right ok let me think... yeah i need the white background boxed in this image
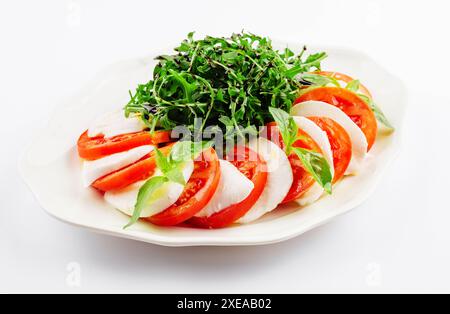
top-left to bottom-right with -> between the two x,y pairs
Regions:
1,0 -> 449,293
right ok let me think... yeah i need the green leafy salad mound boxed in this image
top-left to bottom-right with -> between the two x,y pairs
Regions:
125,32 -> 327,134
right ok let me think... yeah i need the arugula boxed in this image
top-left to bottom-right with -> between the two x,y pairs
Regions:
284,52 -> 328,79
268,107 -> 333,194
124,140 -> 213,229
125,32 -> 326,137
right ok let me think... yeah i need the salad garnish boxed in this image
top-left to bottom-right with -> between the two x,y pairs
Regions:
269,107 -> 333,194
125,140 -> 213,228
300,72 -> 394,129
125,32 -> 326,136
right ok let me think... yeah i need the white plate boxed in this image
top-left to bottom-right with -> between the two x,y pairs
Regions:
19,43 -> 407,247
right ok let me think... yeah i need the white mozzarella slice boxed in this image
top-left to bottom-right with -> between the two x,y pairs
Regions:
238,137 -> 293,224
297,182 -> 324,206
291,100 -> 368,174
88,109 -> 147,138
292,116 -> 334,206
82,145 -> 154,187
104,160 -> 194,218
195,160 -> 254,218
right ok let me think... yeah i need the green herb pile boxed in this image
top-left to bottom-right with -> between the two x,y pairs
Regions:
125,32 -> 326,134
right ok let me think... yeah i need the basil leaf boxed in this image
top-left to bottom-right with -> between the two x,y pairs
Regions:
192,140 -> 214,157
269,107 -> 333,192
292,147 -> 333,194
126,140 -> 216,230
170,140 -> 213,163
155,148 -> 170,174
358,94 -> 395,130
268,107 -> 298,153
124,176 -> 168,229
268,107 -> 290,133
346,80 -> 360,92
170,141 -> 193,163
165,168 -> 186,186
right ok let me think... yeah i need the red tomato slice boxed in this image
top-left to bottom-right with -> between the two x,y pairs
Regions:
307,117 -> 352,183
188,146 -> 268,229
146,148 -> 221,226
295,87 -> 377,150
266,122 -> 322,204
77,130 -> 172,161
315,71 -> 372,98
92,144 -> 174,192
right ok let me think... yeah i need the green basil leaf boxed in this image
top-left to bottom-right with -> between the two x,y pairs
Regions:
358,94 -> 395,130
165,168 -> 186,186
155,148 -> 170,174
191,140 -> 214,158
169,141 -> 193,163
268,107 -> 298,153
124,176 -> 168,229
292,147 -> 333,194
346,80 -> 360,92
268,107 -> 291,141
170,140 -> 213,163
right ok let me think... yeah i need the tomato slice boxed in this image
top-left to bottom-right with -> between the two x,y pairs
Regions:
295,87 -> 377,150
307,117 -> 352,183
188,146 -> 268,229
315,71 -> 372,98
92,144 -> 174,192
266,122 -> 322,204
77,130 -> 172,161
145,148 -> 221,226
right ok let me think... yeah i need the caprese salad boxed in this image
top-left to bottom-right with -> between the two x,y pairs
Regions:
77,33 -> 393,229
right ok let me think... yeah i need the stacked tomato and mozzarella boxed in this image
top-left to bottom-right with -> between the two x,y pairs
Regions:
77,75 -> 379,229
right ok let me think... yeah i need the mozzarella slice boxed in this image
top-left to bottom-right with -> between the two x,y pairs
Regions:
82,145 -> 154,187
238,137 -> 293,224
195,160 -> 254,218
297,183 -> 324,206
292,116 -> 334,206
88,109 -> 147,138
291,100 -> 368,174
104,160 -> 194,218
